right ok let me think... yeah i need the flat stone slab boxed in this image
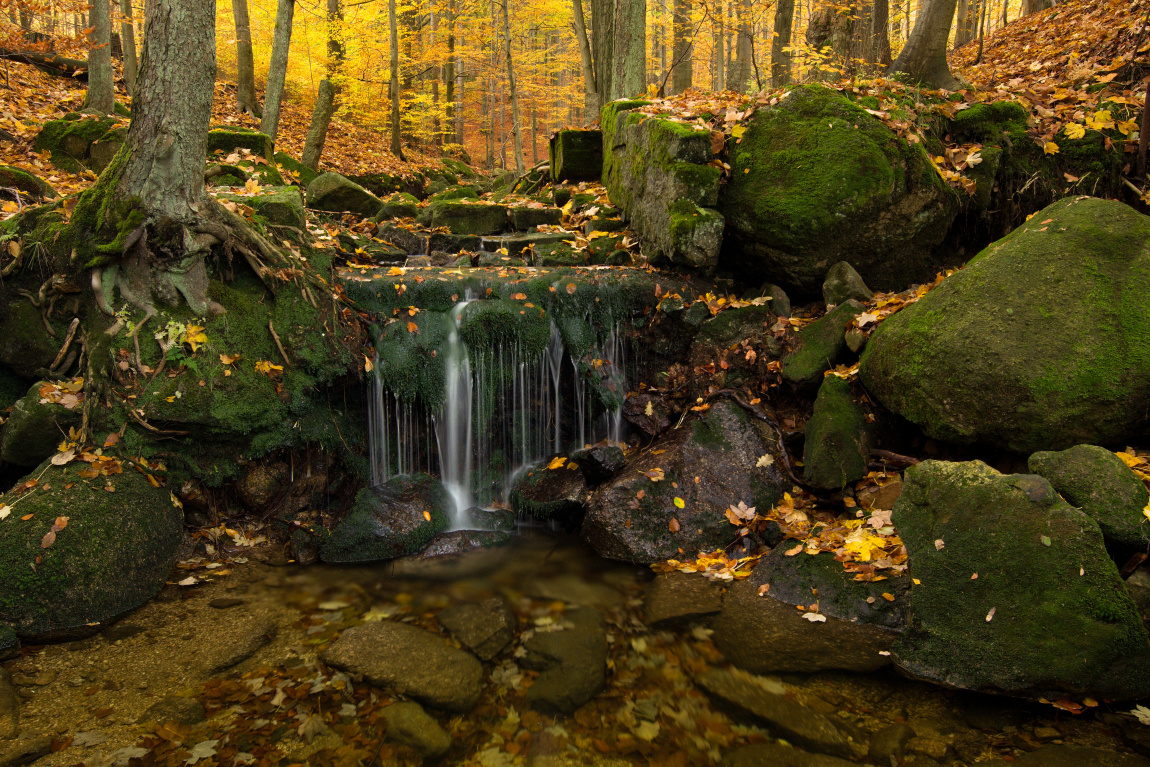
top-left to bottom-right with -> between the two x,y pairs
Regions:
321,621 -> 483,712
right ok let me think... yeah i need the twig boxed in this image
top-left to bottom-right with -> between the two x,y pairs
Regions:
870,449 -> 921,466
127,407 -> 189,438
269,320 -> 292,368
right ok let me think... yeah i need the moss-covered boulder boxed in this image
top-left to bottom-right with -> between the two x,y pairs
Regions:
425,201 -> 508,236
550,129 -> 603,182
306,172 -> 384,217
509,460 -> 589,522
0,382 -> 83,467
859,197 -> 1150,453
509,205 -> 563,230
0,623 -> 18,660
721,85 -> 959,294
581,400 -> 788,563
781,300 -> 864,389
273,151 -> 319,187
1028,445 -> 1150,557
601,102 -> 724,269
802,376 -> 869,492
206,127 -> 274,161
0,460 -> 183,641
219,186 -> 305,230
320,474 -> 451,563
892,460 -> 1150,700
375,193 -> 420,221
0,300 -> 61,378
822,261 -> 873,307
0,165 -> 57,200
33,114 -> 121,173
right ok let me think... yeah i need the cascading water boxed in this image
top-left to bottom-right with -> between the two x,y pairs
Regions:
369,309 -> 632,529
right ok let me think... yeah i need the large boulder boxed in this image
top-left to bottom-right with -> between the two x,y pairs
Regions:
1028,444 -> 1150,557
550,129 -> 603,182
306,172 -> 384,217
0,460 -> 183,641
33,114 -> 121,173
206,127 -> 274,161
0,382 -> 83,467
891,460 -> 1150,700
720,85 -> 959,294
424,201 -> 508,235
217,186 -> 305,230
860,197 -> 1150,453
581,399 -> 788,563
320,474 -> 450,563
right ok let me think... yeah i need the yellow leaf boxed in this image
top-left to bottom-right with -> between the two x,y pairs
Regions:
1043,141 -> 1060,155
423,510 -> 431,521
730,125 -> 747,139
219,353 -> 241,365
364,356 -> 374,373
1117,451 -> 1142,468
673,497 -> 685,509
547,456 -> 567,470
640,468 -> 665,482
1,201 -> 17,214
1085,110 -> 1115,131
255,360 -> 284,375
387,267 -> 406,276
1063,123 -> 1086,140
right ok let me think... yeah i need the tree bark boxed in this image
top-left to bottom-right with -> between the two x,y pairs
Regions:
611,0 -> 645,100
670,0 -> 692,94
806,4 -> 853,81
712,12 -> 724,91
727,0 -> 753,92
301,0 -> 343,169
389,0 -> 405,160
259,0 -> 295,143
572,0 -> 599,118
771,0 -> 794,86
590,0 -> 614,106
119,0 -> 138,95
445,2 -> 456,145
501,0 -> 524,173
872,0 -> 891,65
886,0 -> 960,89
1022,0 -> 1053,15
233,0 -> 261,117
87,0 -> 114,114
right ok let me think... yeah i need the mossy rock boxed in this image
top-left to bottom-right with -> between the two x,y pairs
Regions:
0,165 -> 57,200
0,460 -> 183,641
537,240 -> 586,267
219,186 -> 305,230
822,261 -> 873,307
429,185 -> 480,202
206,127 -> 274,161
1028,444 -> 1150,557
88,127 -> 126,173
688,305 -> 778,390
459,299 -> 552,359
581,400 -> 788,563
509,205 -> 562,230
427,201 -> 508,236
0,366 -> 24,411
549,129 -> 603,182
0,300 -> 63,378
320,474 -> 450,563
802,375 -> 869,491
239,159 -> 285,187
33,114 -> 120,173
720,85 -> 959,294
375,193 -> 420,221
0,624 -> 18,660
892,460 -> 1150,700
509,461 -> 588,521
0,382 -> 83,467
859,197 -> 1150,453
781,300 -> 864,390
273,152 -> 319,187
306,172 -> 384,218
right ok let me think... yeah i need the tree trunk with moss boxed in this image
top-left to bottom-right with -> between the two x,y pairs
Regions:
886,0 -> 960,89
233,0 -> 262,118
260,0 -> 295,142
87,0 -> 115,114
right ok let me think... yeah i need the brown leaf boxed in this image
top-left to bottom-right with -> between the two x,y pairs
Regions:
668,518 -> 680,532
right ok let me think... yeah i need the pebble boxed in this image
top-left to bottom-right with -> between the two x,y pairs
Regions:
209,598 -> 245,610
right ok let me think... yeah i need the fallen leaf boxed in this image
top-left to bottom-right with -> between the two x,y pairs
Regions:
547,456 -> 567,470
422,510 -> 431,521
802,612 -> 827,623
673,497 -> 685,509
986,606 -> 996,622
784,544 -> 803,557
934,539 -> 945,550
668,517 -> 680,532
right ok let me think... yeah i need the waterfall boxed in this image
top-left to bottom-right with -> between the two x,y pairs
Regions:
369,310 -> 631,529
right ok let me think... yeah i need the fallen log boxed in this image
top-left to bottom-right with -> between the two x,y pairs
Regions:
0,50 -> 88,80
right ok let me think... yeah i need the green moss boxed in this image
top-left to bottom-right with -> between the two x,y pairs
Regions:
691,407 -> 732,450
206,127 -> 274,160
33,115 -> 119,172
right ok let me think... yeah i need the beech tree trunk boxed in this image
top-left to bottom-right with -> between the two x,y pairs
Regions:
233,0 -> 261,118
444,2 -> 456,144
886,0 -> 960,89
772,0 -> 794,86
501,0 -> 524,173
727,0 -> 754,92
670,0 -> 692,94
301,0 -> 343,169
572,0 -> 599,117
119,0 -> 138,95
87,0 -> 114,114
590,0 -> 614,105
260,0 -> 295,143
389,0 -> 405,159
1022,0 -> 1053,15
872,0 -> 891,65
611,0 -> 645,100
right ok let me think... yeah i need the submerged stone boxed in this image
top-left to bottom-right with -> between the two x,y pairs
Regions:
0,461 -> 183,641
521,607 -> 607,714
892,460 -> 1150,700
384,701 -> 451,759
320,474 -> 450,564
436,597 -> 517,660
860,197 -> 1150,453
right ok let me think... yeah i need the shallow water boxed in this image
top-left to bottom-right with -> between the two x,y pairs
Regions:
6,533 -> 1147,767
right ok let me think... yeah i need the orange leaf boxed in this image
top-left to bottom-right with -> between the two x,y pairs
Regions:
407,321 -> 419,333
668,518 -> 680,532
566,283 -> 576,295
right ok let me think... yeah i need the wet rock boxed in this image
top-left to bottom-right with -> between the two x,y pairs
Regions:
720,85 -> 958,294
0,627 -> 17,662
437,598 -> 517,661
0,736 -> 51,767
860,197 -> 1150,453
869,723 -> 916,765
0,301 -> 59,379
321,621 -> 483,712
802,376 -> 869,492
980,745 -> 1150,767
688,306 -> 780,393
208,598 -> 244,610
696,667 -> 854,759
823,261 -> 873,307
522,607 -> 607,714
102,621 -> 146,642
0,460 -> 183,642
306,172 -> 384,217
1029,444 -> 1150,556
782,300 -> 865,390
235,461 -> 289,510
510,463 -> 588,523
0,671 -> 16,740
384,701 -> 451,759
137,696 -> 206,726
765,284 -> 792,319
320,474 -> 451,564
198,614 -> 277,673
722,743 -> 856,767
582,399 -> 788,564
622,393 -> 673,437
571,446 -> 626,486
892,460 -> 1150,700
0,382 -> 84,467
642,573 -> 723,628
712,574 -> 895,675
